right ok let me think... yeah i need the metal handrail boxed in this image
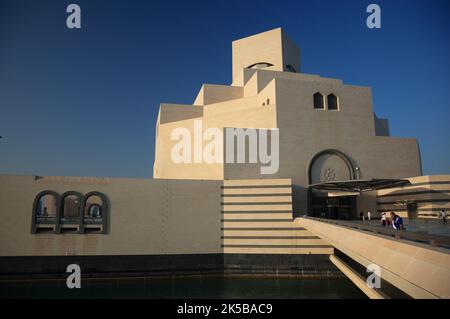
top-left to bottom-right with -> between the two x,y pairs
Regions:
302,216 -> 450,248
83,217 -> 103,224
60,217 -> 79,224
36,216 -> 102,224
36,216 -> 56,223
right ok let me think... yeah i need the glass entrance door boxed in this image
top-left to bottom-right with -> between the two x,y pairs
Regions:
310,190 -> 356,220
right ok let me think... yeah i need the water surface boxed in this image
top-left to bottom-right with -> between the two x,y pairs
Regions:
0,276 -> 366,299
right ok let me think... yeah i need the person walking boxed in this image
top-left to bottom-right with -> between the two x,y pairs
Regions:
440,209 -> 447,224
390,212 -> 404,230
381,212 -> 387,226
367,210 -> 371,221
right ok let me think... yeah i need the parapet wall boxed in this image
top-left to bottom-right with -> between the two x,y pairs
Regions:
0,175 -> 222,256
0,175 -> 340,278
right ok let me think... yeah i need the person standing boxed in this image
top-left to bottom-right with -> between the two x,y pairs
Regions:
440,209 -> 447,224
381,212 -> 387,226
367,211 -> 371,221
390,212 -> 404,230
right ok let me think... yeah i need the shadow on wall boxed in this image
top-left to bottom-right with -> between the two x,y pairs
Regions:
292,184 -> 308,218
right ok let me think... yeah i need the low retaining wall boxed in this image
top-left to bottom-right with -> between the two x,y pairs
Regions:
0,176 -> 340,280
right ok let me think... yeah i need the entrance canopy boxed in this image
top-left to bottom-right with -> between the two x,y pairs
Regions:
309,178 -> 411,193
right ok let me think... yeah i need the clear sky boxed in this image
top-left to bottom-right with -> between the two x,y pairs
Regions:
0,0 -> 449,178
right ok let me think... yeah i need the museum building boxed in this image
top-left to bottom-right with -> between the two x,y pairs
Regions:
0,28 -> 449,278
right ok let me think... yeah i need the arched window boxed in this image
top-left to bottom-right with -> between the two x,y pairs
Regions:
31,190 -> 108,235
83,192 -> 108,234
307,149 -> 357,219
59,191 -> 83,233
36,194 -> 57,218
246,62 -> 274,69
62,195 -> 81,219
32,191 -> 59,233
313,92 -> 324,109
327,94 -> 338,110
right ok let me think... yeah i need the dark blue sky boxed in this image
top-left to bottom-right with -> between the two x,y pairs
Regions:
0,0 -> 449,178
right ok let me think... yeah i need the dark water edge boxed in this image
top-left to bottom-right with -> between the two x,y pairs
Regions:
0,276 -> 366,299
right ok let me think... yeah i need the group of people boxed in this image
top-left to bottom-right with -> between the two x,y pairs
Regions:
359,210 -> 371,221
366,209 -> 448,230
380,212 -> 405,230
360,210 -> 405,230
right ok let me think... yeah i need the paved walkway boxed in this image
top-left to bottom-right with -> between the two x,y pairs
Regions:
353,219 -> 450,237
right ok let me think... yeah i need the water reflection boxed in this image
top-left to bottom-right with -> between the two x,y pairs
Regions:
0,277 -> 366,299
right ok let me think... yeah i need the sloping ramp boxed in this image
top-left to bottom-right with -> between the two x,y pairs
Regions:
298,217 -> 450,298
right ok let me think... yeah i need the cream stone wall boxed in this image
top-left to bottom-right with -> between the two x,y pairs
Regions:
232,28 -> 292,85
154,89 -> 278,180
0,175 -> 222,256
194,84 -> 244,106
270,76 -> 421,213
1,175 -> 337,258
222,179 -> 333,255
377,175 -> 450,218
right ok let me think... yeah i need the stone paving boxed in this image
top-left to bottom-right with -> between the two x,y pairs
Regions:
353,219 -> 450,237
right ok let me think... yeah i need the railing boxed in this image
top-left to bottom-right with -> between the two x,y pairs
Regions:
83,217 -> 103,224
301,216 -> 450,249
60,217 -> 79,224
36,216 -> 102,225
36,216 -> 56,224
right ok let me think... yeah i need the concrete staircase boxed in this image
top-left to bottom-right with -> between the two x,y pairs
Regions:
221,179 -> 333,254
